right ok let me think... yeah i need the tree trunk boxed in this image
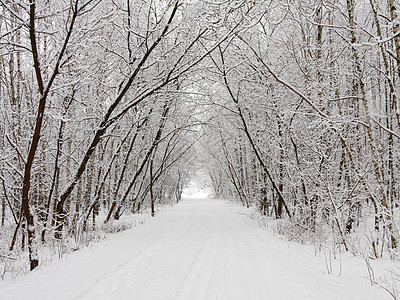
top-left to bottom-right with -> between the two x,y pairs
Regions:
347,0 -> 396,248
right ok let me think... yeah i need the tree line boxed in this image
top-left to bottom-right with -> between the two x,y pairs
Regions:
203,0 -> 400,256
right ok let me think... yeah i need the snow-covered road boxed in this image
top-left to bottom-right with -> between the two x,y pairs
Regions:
1,198 -> 390,299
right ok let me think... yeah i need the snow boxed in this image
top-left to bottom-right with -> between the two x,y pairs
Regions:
181,181 -> 211,199
181,171 -> 212,199
0,197 -> 392,299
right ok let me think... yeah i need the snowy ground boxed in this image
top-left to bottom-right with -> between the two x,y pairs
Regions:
1,197 -> 392,299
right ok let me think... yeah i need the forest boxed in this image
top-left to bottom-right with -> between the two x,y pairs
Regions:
1,0 -> 399,289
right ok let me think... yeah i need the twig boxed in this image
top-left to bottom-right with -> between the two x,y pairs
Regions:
5,135 -> 26,165
0,254 -> 16,261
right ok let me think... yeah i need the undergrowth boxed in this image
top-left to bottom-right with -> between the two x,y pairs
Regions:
0,210 -> 150,281
245,204 -> 400,300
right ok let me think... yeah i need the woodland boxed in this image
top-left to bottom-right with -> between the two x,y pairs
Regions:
0,0 -> 400,286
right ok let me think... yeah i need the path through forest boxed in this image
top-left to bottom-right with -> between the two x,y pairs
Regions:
1,197 -> 390,299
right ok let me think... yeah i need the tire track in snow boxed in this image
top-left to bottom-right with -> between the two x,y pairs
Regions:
216,214 -> 235,299
203,202 -> 235,300
173,203 -> 219,300
78,204 -> 192,299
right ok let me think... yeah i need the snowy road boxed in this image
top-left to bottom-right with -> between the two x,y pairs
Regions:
1,198 -> 390,300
